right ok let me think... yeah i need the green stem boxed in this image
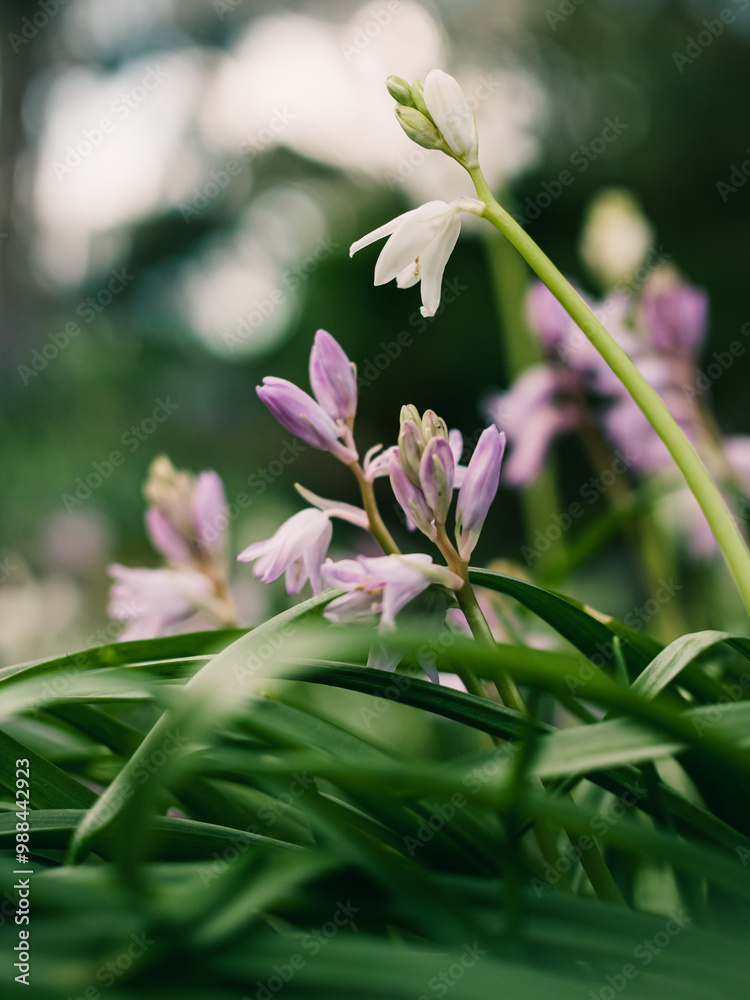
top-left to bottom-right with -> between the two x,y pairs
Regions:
455,570 -> 528,716
351,463 -> 401,556
445,541 -> 626,903
483,224 -> 565,576
467,163 -> 750,618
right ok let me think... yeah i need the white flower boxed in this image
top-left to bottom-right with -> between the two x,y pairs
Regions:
423,69 -> 478,164
350,198 -> 482,318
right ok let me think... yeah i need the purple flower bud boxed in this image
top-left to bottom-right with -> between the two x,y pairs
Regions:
146,507 -> 193,565
455,426 -> 506,561
191,471 -> 228,557
309,329 -> 358,422
257,377 -> 358,464
419,437 -> 455,525
641,281 -> 708,358
389,450 -> 437,540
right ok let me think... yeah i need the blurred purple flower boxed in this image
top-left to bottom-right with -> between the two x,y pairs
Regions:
108,564 -> 215,641
143,457 -> 229,567
108,457 -> 237,641
485,366 -> 582,486
641,278 -> 708,358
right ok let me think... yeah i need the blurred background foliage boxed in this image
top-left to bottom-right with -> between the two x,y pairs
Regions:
0,0 -> 748,661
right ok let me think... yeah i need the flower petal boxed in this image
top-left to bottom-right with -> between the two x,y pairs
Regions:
417,213 -> 461,317
257,377 -> 357,463
237,508 -> 332,589
419,436 -> 455,524
349,209 -> 416,256
309,329 -> 358,421
389,450 -> 437,539
145,508 -> 193,564
423,69 -> 477,161
191,471 -> 228,556
372,201 -> 449,286
456,426 -> 506,561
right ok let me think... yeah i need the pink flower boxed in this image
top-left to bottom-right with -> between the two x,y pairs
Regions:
455,426 -> 506,561
107,457 -> 237,641
257,330 -> 359,465
257,378 -> 358,464
322,553 -> 461,631
238,508 -> 333,595
144,457 -> 229,567
485,366 -> 582,486
108,564 -> 215,641
641,278 -> 708,358
322,554 -> 463,677
309,328 -> 358,422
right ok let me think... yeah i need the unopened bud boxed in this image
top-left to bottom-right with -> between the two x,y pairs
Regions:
419,437 -> 455,525
400,404 -> 422,427
421,409 -> 448,443
386,75 -> 414,106
398,420 -> 424,486
395,106 -> 445,151
390,451 -> 436,540
409,80 -> 429,117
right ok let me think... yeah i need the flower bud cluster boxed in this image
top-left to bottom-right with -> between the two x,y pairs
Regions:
387,70 -> 478,166
390,406 -> 506,562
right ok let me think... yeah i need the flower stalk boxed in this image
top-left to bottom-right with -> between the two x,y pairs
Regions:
351,461 -> 401,556
467,162 -> 750,617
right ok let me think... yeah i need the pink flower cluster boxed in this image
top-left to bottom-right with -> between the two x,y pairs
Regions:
486,272 -> 750,556
108,456 -> 237,640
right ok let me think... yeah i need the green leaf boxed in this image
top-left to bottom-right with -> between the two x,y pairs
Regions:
631,629 -> 749,700
469,566 -> 660,668
0,729 -> 96,809
68,592 -> 332,863
0,808 -> 299,859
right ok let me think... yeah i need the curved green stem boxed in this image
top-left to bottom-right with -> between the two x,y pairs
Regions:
351,463 -> 400,555
467,163 -> 750,618
456,570 -> 528,716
